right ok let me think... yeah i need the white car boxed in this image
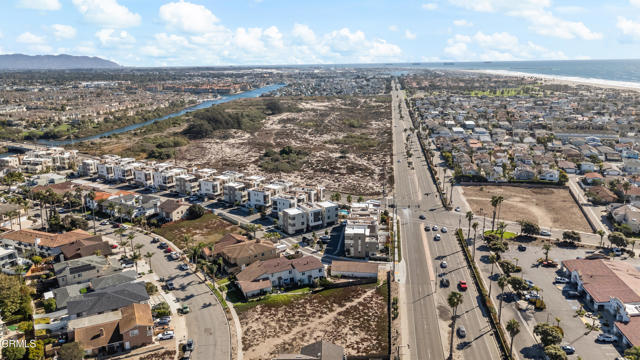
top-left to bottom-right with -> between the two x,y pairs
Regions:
555,276 -> 570,284
540,230 -> 551,236
158,330 -> 174,340
596,333 -> 616,343
434,234 -> 441,241
169,252 -> 180,260
441,227 -> 448,233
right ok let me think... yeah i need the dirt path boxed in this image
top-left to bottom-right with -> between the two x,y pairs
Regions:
243,288 -> 378,359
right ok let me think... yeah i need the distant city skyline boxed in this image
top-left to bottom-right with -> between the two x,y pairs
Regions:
2,0 -> 640,66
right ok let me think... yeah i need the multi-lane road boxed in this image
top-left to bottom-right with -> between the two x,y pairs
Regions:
392,80 -> 500,360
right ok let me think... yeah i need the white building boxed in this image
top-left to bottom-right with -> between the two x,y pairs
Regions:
248,187 -> 272,210
281,208 -> 307,234
199,178 -> 222,198
223,182 -> 247,204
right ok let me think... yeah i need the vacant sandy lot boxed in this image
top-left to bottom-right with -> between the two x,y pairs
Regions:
238,284 -> 388,359
461,185 -> 591,232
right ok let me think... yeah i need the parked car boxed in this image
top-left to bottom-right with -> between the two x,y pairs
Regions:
596,333 -> 616,343
320,235 -> 330,243
458,281 -> 468,291
517,244 -> 526,251
100,220 -> 109,225
525,292 -> 540,301
554,276 -> 570,284
440,278 -> 450,287
440,261 -> 448,268
524,279 -> 534,288
151,237 -> 160,243
166,281 -> 176,290
164,247 -> 173,253
158,331 -> 174,340
121,262 -> 134,269
180,305 -> 190,314
178,264 -> 189,271
159,242 -> 169,249
424,225 -> 431,231
540,230 -> 551,236
457,326 -> 466,338
111,244 -> 118,249
565,290 -> 580,298
454,207 -> 461,212
612,248 -> 623,256
441,227 -> 448,233
561,345 -> 575,354
419,214 -> 426,220
169,252 -> 180,260
156,318 -> 170,326
432,225 -> 439,231
184,339 -> 194,351
434,234 -> 441,241
181,351 -> 191,360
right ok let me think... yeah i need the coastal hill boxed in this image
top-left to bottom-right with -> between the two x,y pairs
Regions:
0,54 -> 120,70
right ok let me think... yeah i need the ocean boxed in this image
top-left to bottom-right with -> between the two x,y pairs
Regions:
412,59 -> 640,89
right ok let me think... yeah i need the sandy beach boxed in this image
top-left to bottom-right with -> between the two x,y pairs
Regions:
462,69 -> 640,92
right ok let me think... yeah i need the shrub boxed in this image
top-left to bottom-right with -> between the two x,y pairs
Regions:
186,204 -> 206,220
43,298 -> 56,313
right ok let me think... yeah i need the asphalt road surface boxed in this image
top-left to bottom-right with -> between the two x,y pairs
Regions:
392,80 -> 500,360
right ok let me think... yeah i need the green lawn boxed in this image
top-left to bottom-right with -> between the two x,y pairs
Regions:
233,290 -> 308,313
484,230 -> 517,240
207,283 -> 228,309
216,277 -> 230,286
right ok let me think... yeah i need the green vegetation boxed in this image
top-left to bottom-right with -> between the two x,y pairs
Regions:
122,135 -> 189,160
484,230 -> 517,240
145,282 -> 158,296
153,212 -> 239,248
186,204 -> 206,220
0,273 -> 34,323
0,171 -> 25,185
43,298 -> 56,313
259,146 -> 308,173
58,342 -> 84,360
468,86 -> 541,97
207,283 -> 228,309
330,133 -> 379,151
152,302 -> 171,317
182,99 -> 276,139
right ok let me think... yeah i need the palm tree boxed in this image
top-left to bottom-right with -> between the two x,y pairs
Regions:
543,243 -> 551,262
118,239 -> 129,256
472,221 -> 479,260
106,202 -> 116,220
498,275 -> 508,322
596,229 -> 605,247
144,252 -> 154,273
116,205 -> 124,224
488,254 -> 498,296
115,227 -> 126,251
135,243 -> 144,256
631,239 -> 637,253
126,208 -> 135,223
623,181 -> 631,203
447,291 -> 464,359
497,221 -> 507,241
127,233 -> 136,255
245,224 -> 262,239
466,211 -> 474,240
183,235 -> 192,255
448,177 -> 455,207
506,319 -> 520,358
130,251 -> 141,273
490,195 -> 504,231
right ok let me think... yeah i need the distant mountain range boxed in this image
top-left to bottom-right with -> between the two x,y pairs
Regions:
0,54 -> 120,70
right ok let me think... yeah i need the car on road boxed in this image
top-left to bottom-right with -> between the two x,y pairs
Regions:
111,244 -> 118,249
184,339 -> 194,351
159,242 -> 169,249
457,326 -> 466,338
441,227 -> 448,233
178,263 -> 189,271
524,279 -> 534,288
454,207 -> 461,212
158,331 -> 174,340
169,252 -> 180,260
320,235 -> 330,243
419,214 -> 426,220
121,224 -> 129,230
612,248 -> 623,256
164,247 -> 173,253
561,345 -> 575,355
432,225 -> 439,231
554,276 -> 570,284
424,225 -> 430,231
540,230 -> 551,236
434,234 -> 441,241
121,262 -> 134,269
440,261 -> 448,268
151,237 -> 160,243
180,304 -> 190,314
596,333 -> 616,343
517,244 -> 526,251
458,281 -> 468,291
100,220 -> 109,225
440,278 -> 450,287
166,281 -> 176,290
565,290 -> 580,298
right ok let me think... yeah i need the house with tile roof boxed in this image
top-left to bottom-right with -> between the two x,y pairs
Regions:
59,235 -> 113,260
158,199 -> 190,222
221,240 -> 278,270
0,228 -> 93,257
236,256 -> 324,298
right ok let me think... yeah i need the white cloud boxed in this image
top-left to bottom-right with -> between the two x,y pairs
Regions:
72,0 -> 141,28
388,25 -> 399,32
554,5 -> 585,14
292,24 -> 317,44
17,31 -> 45,44
444,31 -> 567,60
631,0 -> 640,7
405,30 -> 417,39
422,3 -> 438,10
51,24 -> 76,40
453,19 -> 473,26
17,0 -> 61,11
95,29 -> 136,47
448,0 -> 601,40
617,16 -> 640,40
159,1 -> 220,33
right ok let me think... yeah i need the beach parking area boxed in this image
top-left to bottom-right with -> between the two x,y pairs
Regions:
461,185 -> 592,232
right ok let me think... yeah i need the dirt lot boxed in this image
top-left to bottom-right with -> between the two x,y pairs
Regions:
237,284 -> 388,359
153,213 -> 242,248
461,185 -> 592,232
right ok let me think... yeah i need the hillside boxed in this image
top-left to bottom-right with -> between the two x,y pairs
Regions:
0,54 -> 120,70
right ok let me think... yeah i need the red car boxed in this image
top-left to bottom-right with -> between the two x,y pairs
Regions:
111,244 -> 118,249
458,280 -> 468,291
164,247 -> 173,253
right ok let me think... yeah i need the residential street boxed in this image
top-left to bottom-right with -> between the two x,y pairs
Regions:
393,80 -> 500,360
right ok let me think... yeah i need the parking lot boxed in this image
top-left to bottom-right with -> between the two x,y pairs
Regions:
495,243 -> 625,360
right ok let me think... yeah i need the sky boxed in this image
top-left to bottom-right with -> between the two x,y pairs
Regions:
1,0 -> 640,66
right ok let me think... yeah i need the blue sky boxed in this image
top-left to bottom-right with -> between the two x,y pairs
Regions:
2,0 -> 640,66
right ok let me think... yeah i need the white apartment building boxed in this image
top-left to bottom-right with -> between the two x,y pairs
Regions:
248,187 -> 272,210
244,175 -> 265,188
223,182 -> 247,204
152,168 -> 186,190
79,159 -> 98,176
134,168 -> 153,187
299,203 -> 323,229
272,194 -> 297,214
176,174 -> 200,195
115,162 -> 140,183
0,156 -> 20,168
199,178 -> 222,198
281,208 -> 307,234
193,168 -> 216,179
22,157 -> 53,173
317,201 -> 339,226
97,162 -> 117,181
